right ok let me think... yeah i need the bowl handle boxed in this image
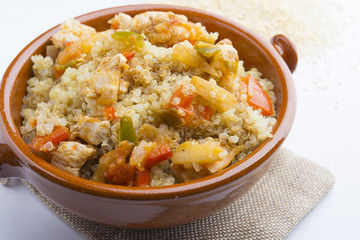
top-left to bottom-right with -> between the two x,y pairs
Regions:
0,126 -> 23,179
270,34 -> 298,73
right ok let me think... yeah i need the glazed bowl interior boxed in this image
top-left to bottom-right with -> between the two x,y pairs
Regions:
4,5 -> 295,199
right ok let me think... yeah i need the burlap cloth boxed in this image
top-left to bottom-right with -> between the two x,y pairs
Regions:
1,148 -> 334,239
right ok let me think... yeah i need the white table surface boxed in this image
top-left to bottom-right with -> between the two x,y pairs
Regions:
1,1 -> 359,239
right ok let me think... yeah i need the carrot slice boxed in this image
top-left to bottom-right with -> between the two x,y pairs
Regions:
54,44 -> 82,78
28,126 -> 70,152
245,75 -> 274,116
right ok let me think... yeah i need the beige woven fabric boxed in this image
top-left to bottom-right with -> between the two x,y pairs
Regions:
0,178 -> 9,185
1,148 -> 334,240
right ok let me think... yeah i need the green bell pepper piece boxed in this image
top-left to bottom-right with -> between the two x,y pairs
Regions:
120,115 -> 138,145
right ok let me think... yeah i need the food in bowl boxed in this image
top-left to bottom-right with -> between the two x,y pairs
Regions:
20,11 -> 277,187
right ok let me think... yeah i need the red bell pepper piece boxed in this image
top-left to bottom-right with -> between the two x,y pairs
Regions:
194,104 -> 213,121
243,75 -> 274,116
165,85 -> 195,125
144,144 -> 173,169
177,106 -> 194,125
135,169 -> 151,186
28,126 -> 70,152
121,50 -> 136,62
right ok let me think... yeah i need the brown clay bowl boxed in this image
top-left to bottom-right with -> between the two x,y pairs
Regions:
0,5 -> 297,228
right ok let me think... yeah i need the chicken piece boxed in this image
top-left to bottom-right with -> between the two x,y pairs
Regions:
108,13 -> 133,30
92,140 -> 135,184
210,39 -> 240,90
51,141 -> 96,176
97,53 -> 129,72
51,19 -> 96,49
109,11 -> 217,47
212,39 -> 239,71
89,53 -> 129,105
71,116 -> 110,145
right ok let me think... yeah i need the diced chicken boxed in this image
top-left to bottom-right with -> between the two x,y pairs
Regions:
71,116 -> 110,145
109,11 -> 217,47
215,39 -> 239,66
210,39 -> 239,90
92,140 -> 134,184
97,53 -> 129,72
89,53 -> 129,105
51,19 -> 96,49
51,141 -> 96,176
108,13 -> 133,30
90,71 -> 120,105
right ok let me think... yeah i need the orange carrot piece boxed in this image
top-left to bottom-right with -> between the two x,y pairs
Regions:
54,44 -> 82,78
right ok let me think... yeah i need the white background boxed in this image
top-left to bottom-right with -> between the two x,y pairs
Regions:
1,1 -> 359,239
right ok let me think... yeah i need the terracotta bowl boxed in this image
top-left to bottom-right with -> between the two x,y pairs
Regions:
0,5 -> 297,228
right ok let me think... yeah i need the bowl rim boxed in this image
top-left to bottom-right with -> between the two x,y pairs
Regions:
0,4 -> 296,200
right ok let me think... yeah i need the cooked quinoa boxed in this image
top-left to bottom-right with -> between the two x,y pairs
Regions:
20,11 -> 277,187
